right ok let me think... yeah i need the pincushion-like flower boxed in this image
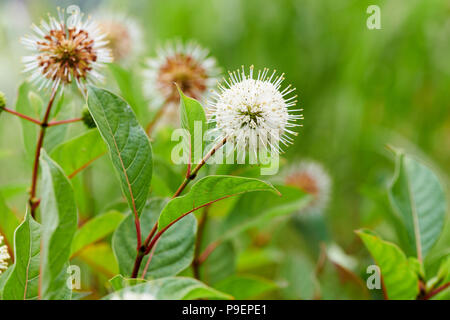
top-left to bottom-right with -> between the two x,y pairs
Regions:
208,66 -> 302,157
96,12 -> 142,62
143,40 -> 219,105
284,161 -> 331,215
21,5 -> 113,92
0,235 -> 10,274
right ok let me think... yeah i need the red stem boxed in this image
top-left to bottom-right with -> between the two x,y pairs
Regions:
29,88 -> 58,218
424,282 -> 450,300
47,117 -> 82,127
2,107 -> 41,125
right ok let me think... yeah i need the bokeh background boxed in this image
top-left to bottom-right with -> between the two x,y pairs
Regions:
0,0 -> 449,299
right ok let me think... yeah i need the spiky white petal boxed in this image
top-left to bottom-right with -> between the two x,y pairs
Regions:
208,66 -> 302,158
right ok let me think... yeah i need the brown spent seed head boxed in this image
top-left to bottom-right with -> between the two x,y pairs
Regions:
98,20 -> 131,61
285,172 -> 319,199
36,26 -> 98,84
156,53 -> 208,103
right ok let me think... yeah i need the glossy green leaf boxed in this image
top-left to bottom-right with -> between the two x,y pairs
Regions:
2,213 -> 40,300
113,198 -> 196,279
214,275 -> 277,299
87,86 -> 153,217
0,192 -> 20,251
103,277 -> 232,300
158,175 -> 279,230
70,211 -> 124,257
50,129 -> 107,178
178,88 -> 207,164
219,185 -> 311,241
357,229 -> 419,300
389,151 -> 447,260
39,151 -> 78,299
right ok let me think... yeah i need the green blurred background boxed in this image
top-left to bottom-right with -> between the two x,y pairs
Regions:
0,0 -> 449,299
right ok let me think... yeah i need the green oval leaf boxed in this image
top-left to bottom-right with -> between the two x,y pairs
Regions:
103,277 -> 232,300
2,213 -> 41,300
70,211 -> 124,257
87,86 -> 153,218
113,198 -> 196,279
158,176 -> 279,230
39,151 -> 78,299
50,129 -> 107,178
356,229 -> 419,300
389,151 -> 447,260
178,88 -> 207,164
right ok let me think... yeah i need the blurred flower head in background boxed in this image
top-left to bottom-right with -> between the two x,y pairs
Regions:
284,160 -> 331,216
95,12 -> 143,62
208,66 -> 301,157
21,5 -> 113,92
0,235 -> 10,274
143,40 -> 220,105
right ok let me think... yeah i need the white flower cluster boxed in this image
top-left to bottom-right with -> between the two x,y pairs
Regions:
0,235 -> 10,274
208,66 -> 302,158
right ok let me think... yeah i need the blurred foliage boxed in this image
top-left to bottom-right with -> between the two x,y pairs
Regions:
0,0 -> 449,299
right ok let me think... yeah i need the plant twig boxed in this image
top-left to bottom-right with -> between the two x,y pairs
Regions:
192,205 -> 209,279
130,137 -> 228,278
2,107 -> 41,125
47,117 -> 82,127
29,87 -> 58,218
423,282 -> 450,300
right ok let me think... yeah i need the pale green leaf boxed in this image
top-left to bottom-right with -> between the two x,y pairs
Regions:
50,129 -> 107,178
2,213 -> 41,300
389,151 -> 447,260
70,211 -> 124,257
357,229 -> 419,300
39,151 -> 78,299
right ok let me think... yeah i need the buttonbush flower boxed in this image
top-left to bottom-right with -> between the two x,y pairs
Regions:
95,12 -> 143,61
143,40 -> 219,105
21,5 -> 113,92
284,160 -> 331,215
208,66 -> 302,157
0,235 -> 10,274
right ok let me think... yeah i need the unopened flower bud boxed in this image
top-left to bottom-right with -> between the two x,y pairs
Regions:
81,106 -> 96,129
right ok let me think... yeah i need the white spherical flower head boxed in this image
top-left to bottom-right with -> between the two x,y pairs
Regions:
209,66 -> 302,157
284,161 -> 331,216
21,5 -> 113,92
0,235 -> 10,274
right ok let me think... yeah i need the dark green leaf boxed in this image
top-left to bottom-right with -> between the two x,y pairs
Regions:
87,86 -> 152,217
158,175 -> 279,230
